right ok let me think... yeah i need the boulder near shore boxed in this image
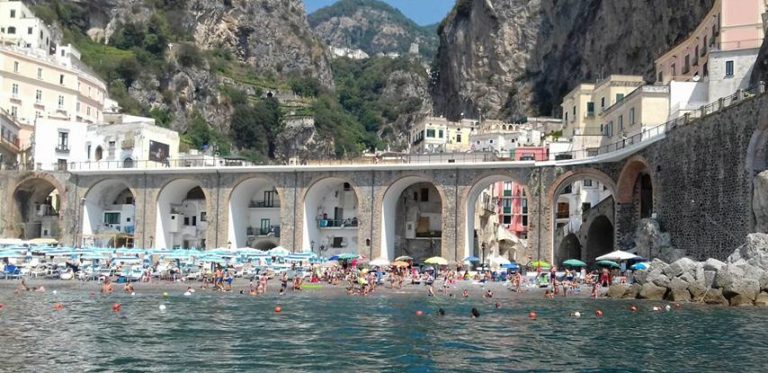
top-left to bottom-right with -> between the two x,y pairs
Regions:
608,233 -> 768,307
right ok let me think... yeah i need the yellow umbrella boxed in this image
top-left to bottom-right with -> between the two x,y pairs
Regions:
424,256 -> 448,266
392,261 -> 410,267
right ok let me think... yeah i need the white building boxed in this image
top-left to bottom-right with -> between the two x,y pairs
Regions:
0,0 -> 55,52
34,113 -> 180,171
555,179 -> 613,235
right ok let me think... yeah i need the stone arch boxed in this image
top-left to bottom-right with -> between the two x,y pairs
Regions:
11,174 -> 68,240
154,178 -> 212,249
586,215 -> 614,262
227,176 -> 283,249
616,156 -> 655,206
556,233 -> 582,265
379,175 -> 448,262
546,168 -> 617,263
82,178 -> 139,247
463,172 -> 531,263
302,176 -> 364,255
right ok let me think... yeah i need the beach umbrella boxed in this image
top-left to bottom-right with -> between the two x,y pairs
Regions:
268,246 -> 290,257
596,260 -> 620,269
394,256 -> 413,261
328,255 -> 340,261
631,262 -> 649,270
392,261 -> 410,268
369,257 -> 390,266
563,259 -> 587,267
502,263 -> 520,269
595,250 -> 640,261
424,256 -> 448,266
531,261 -> 551,269
463,256 -> 480,262
338,253 -> 359,260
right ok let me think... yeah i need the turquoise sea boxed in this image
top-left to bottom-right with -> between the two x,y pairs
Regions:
1,286 -> 766,372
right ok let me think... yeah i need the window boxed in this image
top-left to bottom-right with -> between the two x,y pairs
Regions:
10,9 -> 15,18
57,131 -> 68,149
11,106 -> 17,118
200,212 -> 207,222
683,55 -> 690,74
671,63 -> 676,77
7,26 -> 15,34
37,68 -> 42,80
104,212 -> 120,225
694,46 -> 699,64
606,121 -> 614,137
426,129 -> 435,138
584,179 -> 593,187
11,83 -> 18,98
438,129 -> 444,138
658,72 -> 663,83
87,106 -> 91,116
35,90 -> 42,104
343,182 -> 351,191
556,202 -> 569,219
27,27 -> 32,35
725,60 -> 734,77
703,62 -> 709,77
95,146 -> 103,161
587,102 -> 594,116
572,106 -> 576,117
564,112 -> 568,123
456,133 -> 462,143
600,97 -> 605,109
58,95 -> 64,109
13,61 -> 18,73
629,107 -> 636,125
420,188 -> 429,202
582,202 -> 592,212
619,115 -> 624,131
76,102 -> 80,112
502,215 -> 512,225
563,184 -> 573,194
59,74 -> 64,85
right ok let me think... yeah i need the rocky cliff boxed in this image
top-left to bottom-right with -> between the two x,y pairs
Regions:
308,0 -> 438,59
432,0 -> 716,120
33,0 -> 333,134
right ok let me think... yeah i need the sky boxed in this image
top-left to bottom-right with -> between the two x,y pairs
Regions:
303,0 -> 454,26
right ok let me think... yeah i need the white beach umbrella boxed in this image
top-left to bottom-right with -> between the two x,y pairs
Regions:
595,250 -> 641,261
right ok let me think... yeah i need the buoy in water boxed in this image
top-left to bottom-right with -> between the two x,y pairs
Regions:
652,306 -> 661,312
0,304 -> 5,310
275,306 -> 282,313
595,310 -> 604,318
163,292 -> 169,298
52,290 -> 58,295
416,310 -> 424,316
629,305 -> 638,313
183,291 -> 191,296
665,305 -> 671,312
112,303 -> 121,312
528,311 -> 537,320
130,292 -> 135,296
159,304 -> 167,312
573,311 -> 581,318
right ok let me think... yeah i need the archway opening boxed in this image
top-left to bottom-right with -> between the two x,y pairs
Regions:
586,215 -> 614,262
556,233 -> 582,264
381,177 -> 442,263
155,180 -> 207,249
550,172 -> 615,265
83,180 -> 135,248
617,159 -> 654,218
13,178 -> 61,240
303,178 -> 359,256
253,239 -> 278,251
466,175 -> 529,265
123,158 -> 134,168
228,178 -> 280,249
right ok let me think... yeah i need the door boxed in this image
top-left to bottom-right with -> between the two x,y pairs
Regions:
260,218 -> 270,236
334,207 -> 343,226
264,191 -> 276,207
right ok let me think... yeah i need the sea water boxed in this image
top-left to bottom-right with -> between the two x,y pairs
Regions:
0,287 -> 766,372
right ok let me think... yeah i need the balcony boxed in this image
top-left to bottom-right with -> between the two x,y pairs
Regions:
249,200 -> 280,208
503,206 -> 512,214
55,144 -> 70,154
318,217 -> 359,228
246,225 -> 280,237
415,230 -> 442,238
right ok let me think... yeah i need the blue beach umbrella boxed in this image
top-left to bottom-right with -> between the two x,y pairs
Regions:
631,262 -> 649,270
502,263 -> 520,269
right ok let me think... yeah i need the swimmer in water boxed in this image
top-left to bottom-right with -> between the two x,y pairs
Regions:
438,308 -> 446,316
483,289 -> 494,298
123,283 -> 134,294
471,308 -> 480,319
463,290 -> 469,298
101,278 -> 113,294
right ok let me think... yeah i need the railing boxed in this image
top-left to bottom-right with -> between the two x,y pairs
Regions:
317,218 -> 359,228
249,200 -> 279,208
55,145 -> 70,153
246,226 -> 280,237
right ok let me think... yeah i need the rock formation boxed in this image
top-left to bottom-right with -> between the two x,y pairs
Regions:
608,233 -> 768,307
432,0 -> 716,120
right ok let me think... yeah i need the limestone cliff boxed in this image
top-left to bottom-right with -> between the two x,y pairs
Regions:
308,0 -> 438,59
432,0 -> 716,120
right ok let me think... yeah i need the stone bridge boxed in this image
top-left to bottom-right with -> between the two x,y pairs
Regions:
2,90 -> 767,263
